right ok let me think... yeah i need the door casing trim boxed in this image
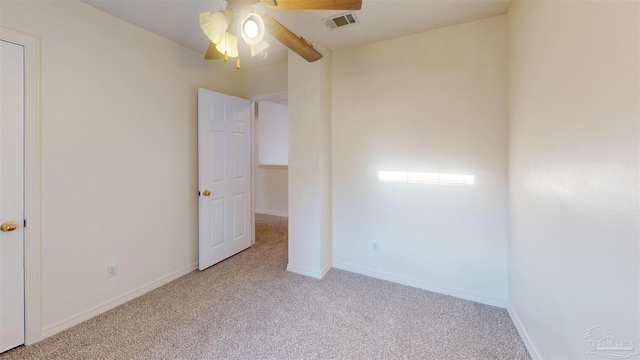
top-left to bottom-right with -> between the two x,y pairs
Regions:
0,27 -> 41,345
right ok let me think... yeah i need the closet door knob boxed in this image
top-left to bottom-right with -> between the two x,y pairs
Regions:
202,190 -> 211,197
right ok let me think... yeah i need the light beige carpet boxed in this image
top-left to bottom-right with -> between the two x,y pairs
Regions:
1,214 -> 530,359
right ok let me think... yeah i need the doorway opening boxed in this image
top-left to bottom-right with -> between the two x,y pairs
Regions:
252,97 -> 288,245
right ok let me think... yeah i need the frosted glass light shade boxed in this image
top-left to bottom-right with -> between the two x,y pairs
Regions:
241,13 -> 265,46
199,11 -> 229,44
250,40 -> 270,57
216,32 -> 239,58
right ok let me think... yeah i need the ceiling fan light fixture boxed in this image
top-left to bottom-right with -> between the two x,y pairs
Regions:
210,12 -> 231,43
199,12 -> 213,39
216,32 -> 239,58
199,11 -> 229,44
241,13 -> 265,46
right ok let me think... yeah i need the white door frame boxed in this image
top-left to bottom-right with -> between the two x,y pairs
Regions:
0,27 -> 41,345
248,91 -> 288,244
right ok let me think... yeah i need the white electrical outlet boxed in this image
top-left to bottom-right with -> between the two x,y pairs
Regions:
107,263 -> 118,278
372,242 -> 379,252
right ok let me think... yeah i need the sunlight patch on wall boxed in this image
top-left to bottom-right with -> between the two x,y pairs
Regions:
378,171 -> 475,186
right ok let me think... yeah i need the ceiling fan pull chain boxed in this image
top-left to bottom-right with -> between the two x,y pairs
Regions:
224,34 -> 228,62
236,58 -> 240,70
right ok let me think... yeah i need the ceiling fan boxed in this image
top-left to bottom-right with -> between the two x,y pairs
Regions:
200,0 -> 362,68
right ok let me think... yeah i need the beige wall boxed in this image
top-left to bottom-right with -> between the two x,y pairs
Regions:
331,15 -> 508,306
1,0 -> 244,338
507,1 -> 639,358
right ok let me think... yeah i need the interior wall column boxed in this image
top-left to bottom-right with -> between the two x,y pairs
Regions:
287,43 -> 332,278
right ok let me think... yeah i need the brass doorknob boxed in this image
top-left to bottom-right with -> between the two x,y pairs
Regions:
202,190 -> 211,197
1,221 -> 17,232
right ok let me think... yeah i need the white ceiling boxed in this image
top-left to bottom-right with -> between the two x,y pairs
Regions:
82,0 -> 512,70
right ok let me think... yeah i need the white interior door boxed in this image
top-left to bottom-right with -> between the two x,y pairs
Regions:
0,39 -> 25,353
198,89 -> 252,270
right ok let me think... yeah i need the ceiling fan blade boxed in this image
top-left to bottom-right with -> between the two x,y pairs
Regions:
263,15 -> 322,62
204,42 -> 224,60
261,0 -> 362,10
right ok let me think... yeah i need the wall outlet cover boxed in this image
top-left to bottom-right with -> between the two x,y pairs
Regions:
107,263 -> 118,278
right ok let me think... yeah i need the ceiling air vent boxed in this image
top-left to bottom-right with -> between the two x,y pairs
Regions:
323,11 -> 359,30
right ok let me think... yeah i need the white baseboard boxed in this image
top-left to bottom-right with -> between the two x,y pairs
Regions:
255,208 -> 288,217
332,261 -> 506,308
287,263 -> 327,279
507,302 -> 540,360
40,262 -> 198,340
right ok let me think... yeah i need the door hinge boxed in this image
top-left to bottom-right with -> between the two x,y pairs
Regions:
24,219 -> 27,228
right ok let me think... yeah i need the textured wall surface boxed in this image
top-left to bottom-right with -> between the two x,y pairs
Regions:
507,1 -> 639,358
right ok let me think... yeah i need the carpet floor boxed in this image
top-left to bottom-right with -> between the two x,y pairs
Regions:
1,214 -> 530,359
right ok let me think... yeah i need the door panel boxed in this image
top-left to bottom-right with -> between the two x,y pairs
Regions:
198,89 -> 252,270
232,132 -> 245,179
232,193 -> 245,239
0,39 -> 25,353
209,197 -> 225,249
209,131 -> 225,182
